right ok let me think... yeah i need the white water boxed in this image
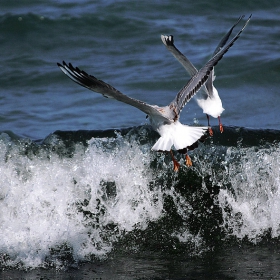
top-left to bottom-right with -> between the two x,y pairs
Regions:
216,144 -> 280,242
1,130 -> 280,269
187,141 -> 280,243
0,132 -> 165,268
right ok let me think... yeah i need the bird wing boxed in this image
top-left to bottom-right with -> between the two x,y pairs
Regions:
161,34 -> 198,77
212,15 -> 244,56
162,15 -> 245,99
205,15 -> 245,96
57,61 -> 169,120
161,34 -> 209,97
171,14 -> 251,115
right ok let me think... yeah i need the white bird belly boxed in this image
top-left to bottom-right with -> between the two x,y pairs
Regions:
195,87 -> 224,118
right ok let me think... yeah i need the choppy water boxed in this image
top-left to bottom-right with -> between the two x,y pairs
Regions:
0,0 -> 280,279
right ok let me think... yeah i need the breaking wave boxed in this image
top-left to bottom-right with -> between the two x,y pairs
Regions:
0,125 -> 279,269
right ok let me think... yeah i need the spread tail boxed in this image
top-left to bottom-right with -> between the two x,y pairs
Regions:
151,122 -> 208,151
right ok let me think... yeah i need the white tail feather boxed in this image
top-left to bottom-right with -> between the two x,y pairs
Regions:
151,121 -> 207,151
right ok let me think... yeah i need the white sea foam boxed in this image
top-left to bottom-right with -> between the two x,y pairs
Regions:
1,129 -> 278,269
218,144 -> 280,242
0,132 -> 166,268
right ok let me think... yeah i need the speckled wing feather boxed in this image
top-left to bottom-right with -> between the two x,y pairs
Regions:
57,61 -> 169,119
171,14 -> 251,115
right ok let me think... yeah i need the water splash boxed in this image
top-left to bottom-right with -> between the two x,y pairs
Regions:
218,144 -> 280,242
0,131 -> 165,268
190,133 -> 280,243
1,127 -> 279,269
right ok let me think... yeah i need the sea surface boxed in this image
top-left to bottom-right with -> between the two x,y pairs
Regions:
0,0 -> 280,279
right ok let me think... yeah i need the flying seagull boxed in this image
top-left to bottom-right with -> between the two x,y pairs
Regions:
57,15 -> 250,171
161,15 -> 251,136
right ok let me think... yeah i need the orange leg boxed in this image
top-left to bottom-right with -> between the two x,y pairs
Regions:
206,114 -> 213,136
218,116 -> 223,133
170,150 -> 180,172
185,154 -> 192,167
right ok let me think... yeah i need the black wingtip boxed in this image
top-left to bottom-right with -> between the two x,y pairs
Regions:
167,35 -> 174,44
161,34 -> 174,46
57,61 -> 69,68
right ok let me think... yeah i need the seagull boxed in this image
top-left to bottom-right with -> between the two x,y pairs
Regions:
57,15 -> 250,171
161,15 -> 251,136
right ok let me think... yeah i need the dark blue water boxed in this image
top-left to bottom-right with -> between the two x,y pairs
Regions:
1,0 -> 280,139
0,1 -> 280,279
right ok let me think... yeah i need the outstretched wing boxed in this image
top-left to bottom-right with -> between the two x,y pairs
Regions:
162,15 -> 245,98
205,15 -> 245,95
57,61 -> 167,119
212,15 -> 244,56
161,34 -> 198,77
171,15 -> 251,115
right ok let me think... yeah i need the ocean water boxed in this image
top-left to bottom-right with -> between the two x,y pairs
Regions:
0,0 -> 280,279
